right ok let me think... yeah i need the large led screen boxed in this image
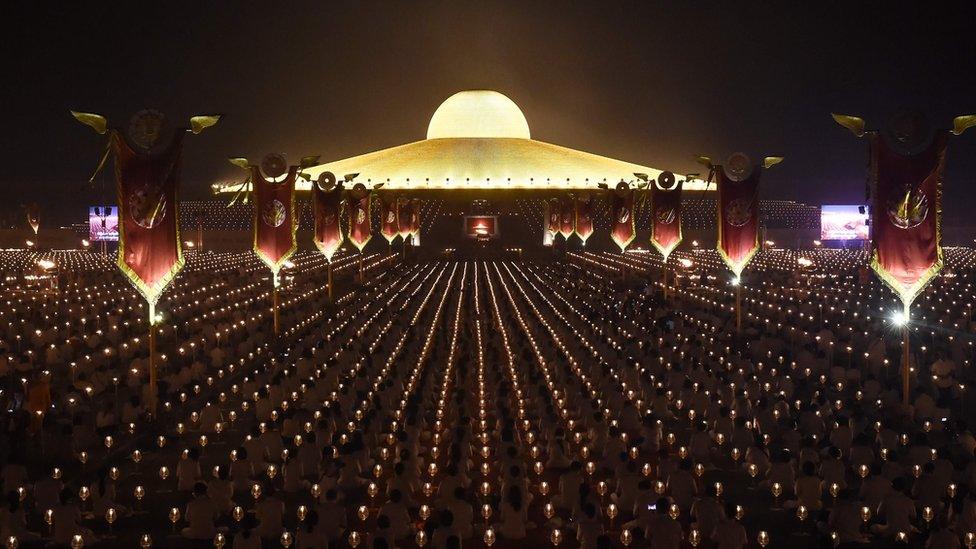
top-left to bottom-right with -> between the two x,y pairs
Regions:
821,205 -> 869,240
89,206 -> 119,242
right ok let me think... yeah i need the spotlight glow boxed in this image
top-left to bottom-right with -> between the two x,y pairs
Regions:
891,310 -> 908,326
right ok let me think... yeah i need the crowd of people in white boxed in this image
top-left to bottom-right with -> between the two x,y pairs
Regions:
1,247 -> 975,548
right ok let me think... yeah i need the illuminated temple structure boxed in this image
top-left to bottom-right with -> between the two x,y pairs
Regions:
218,90 -> 712,192
204,90 -> 817,253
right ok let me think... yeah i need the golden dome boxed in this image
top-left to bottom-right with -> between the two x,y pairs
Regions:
426,90 -> 530,140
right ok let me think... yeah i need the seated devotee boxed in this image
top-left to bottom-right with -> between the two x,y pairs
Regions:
208,466 -> 234,514
52,488 -> 92,545
182,482 -> 218,540
646,497 -> 683,549
0,491 -> 39,542
788,460 -> 824,510
232,515 -> 261,549
177,447 -> 204,492
872,477 -> 919,537
254,483 -> 285,540
690,483 -> 725,537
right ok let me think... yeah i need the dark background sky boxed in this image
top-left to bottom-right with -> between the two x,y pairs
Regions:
2,1 -> 975,224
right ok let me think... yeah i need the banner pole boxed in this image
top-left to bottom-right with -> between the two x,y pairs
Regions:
272,271 -> 280,337
662,255 -> 669,301
735,283 -> 742,334
327,261 -> 333,301
148,301 -> 157,419
902,304 -> 910,408
359,253 -> 364,283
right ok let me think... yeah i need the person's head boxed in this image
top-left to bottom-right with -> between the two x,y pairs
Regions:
656,498 -> 669,515
305,510 -> 319,531
725,502 -> 738,520
892,477 -> 907,492
188,447 -> 200,461
5,491 -> 19,512
389,489 -> 402,503
376,514 -> 390,530
439,509 -> 454,527
241,515 -> 257,535
193,482 -> 207,497
507,486 -> 523,510
801,461 -> 816,476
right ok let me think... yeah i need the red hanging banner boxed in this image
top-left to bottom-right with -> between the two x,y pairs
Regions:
312,173 -> 344,263
559,196 -> 574,239
710,153 -> 768,277
114,131 -> 185,305
716,163 -> 760,277
831,111 -> 976,307
650,172 -> 683,260
609,184 -> 636,252
380,196 -> 399,244
869,133 -> 946,307
26,203 -> 40,235
574,194 -> 594,245
348,185 -> 373,251
547,198 -> 560,236
396,197 -> 412,240
252,164 -> 298,273
408,198 -> 422,245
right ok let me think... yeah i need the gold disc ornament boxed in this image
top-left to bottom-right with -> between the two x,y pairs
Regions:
260,153 -> 288,179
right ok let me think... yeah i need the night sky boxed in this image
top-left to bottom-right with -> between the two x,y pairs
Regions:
3,1 -> 975,224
